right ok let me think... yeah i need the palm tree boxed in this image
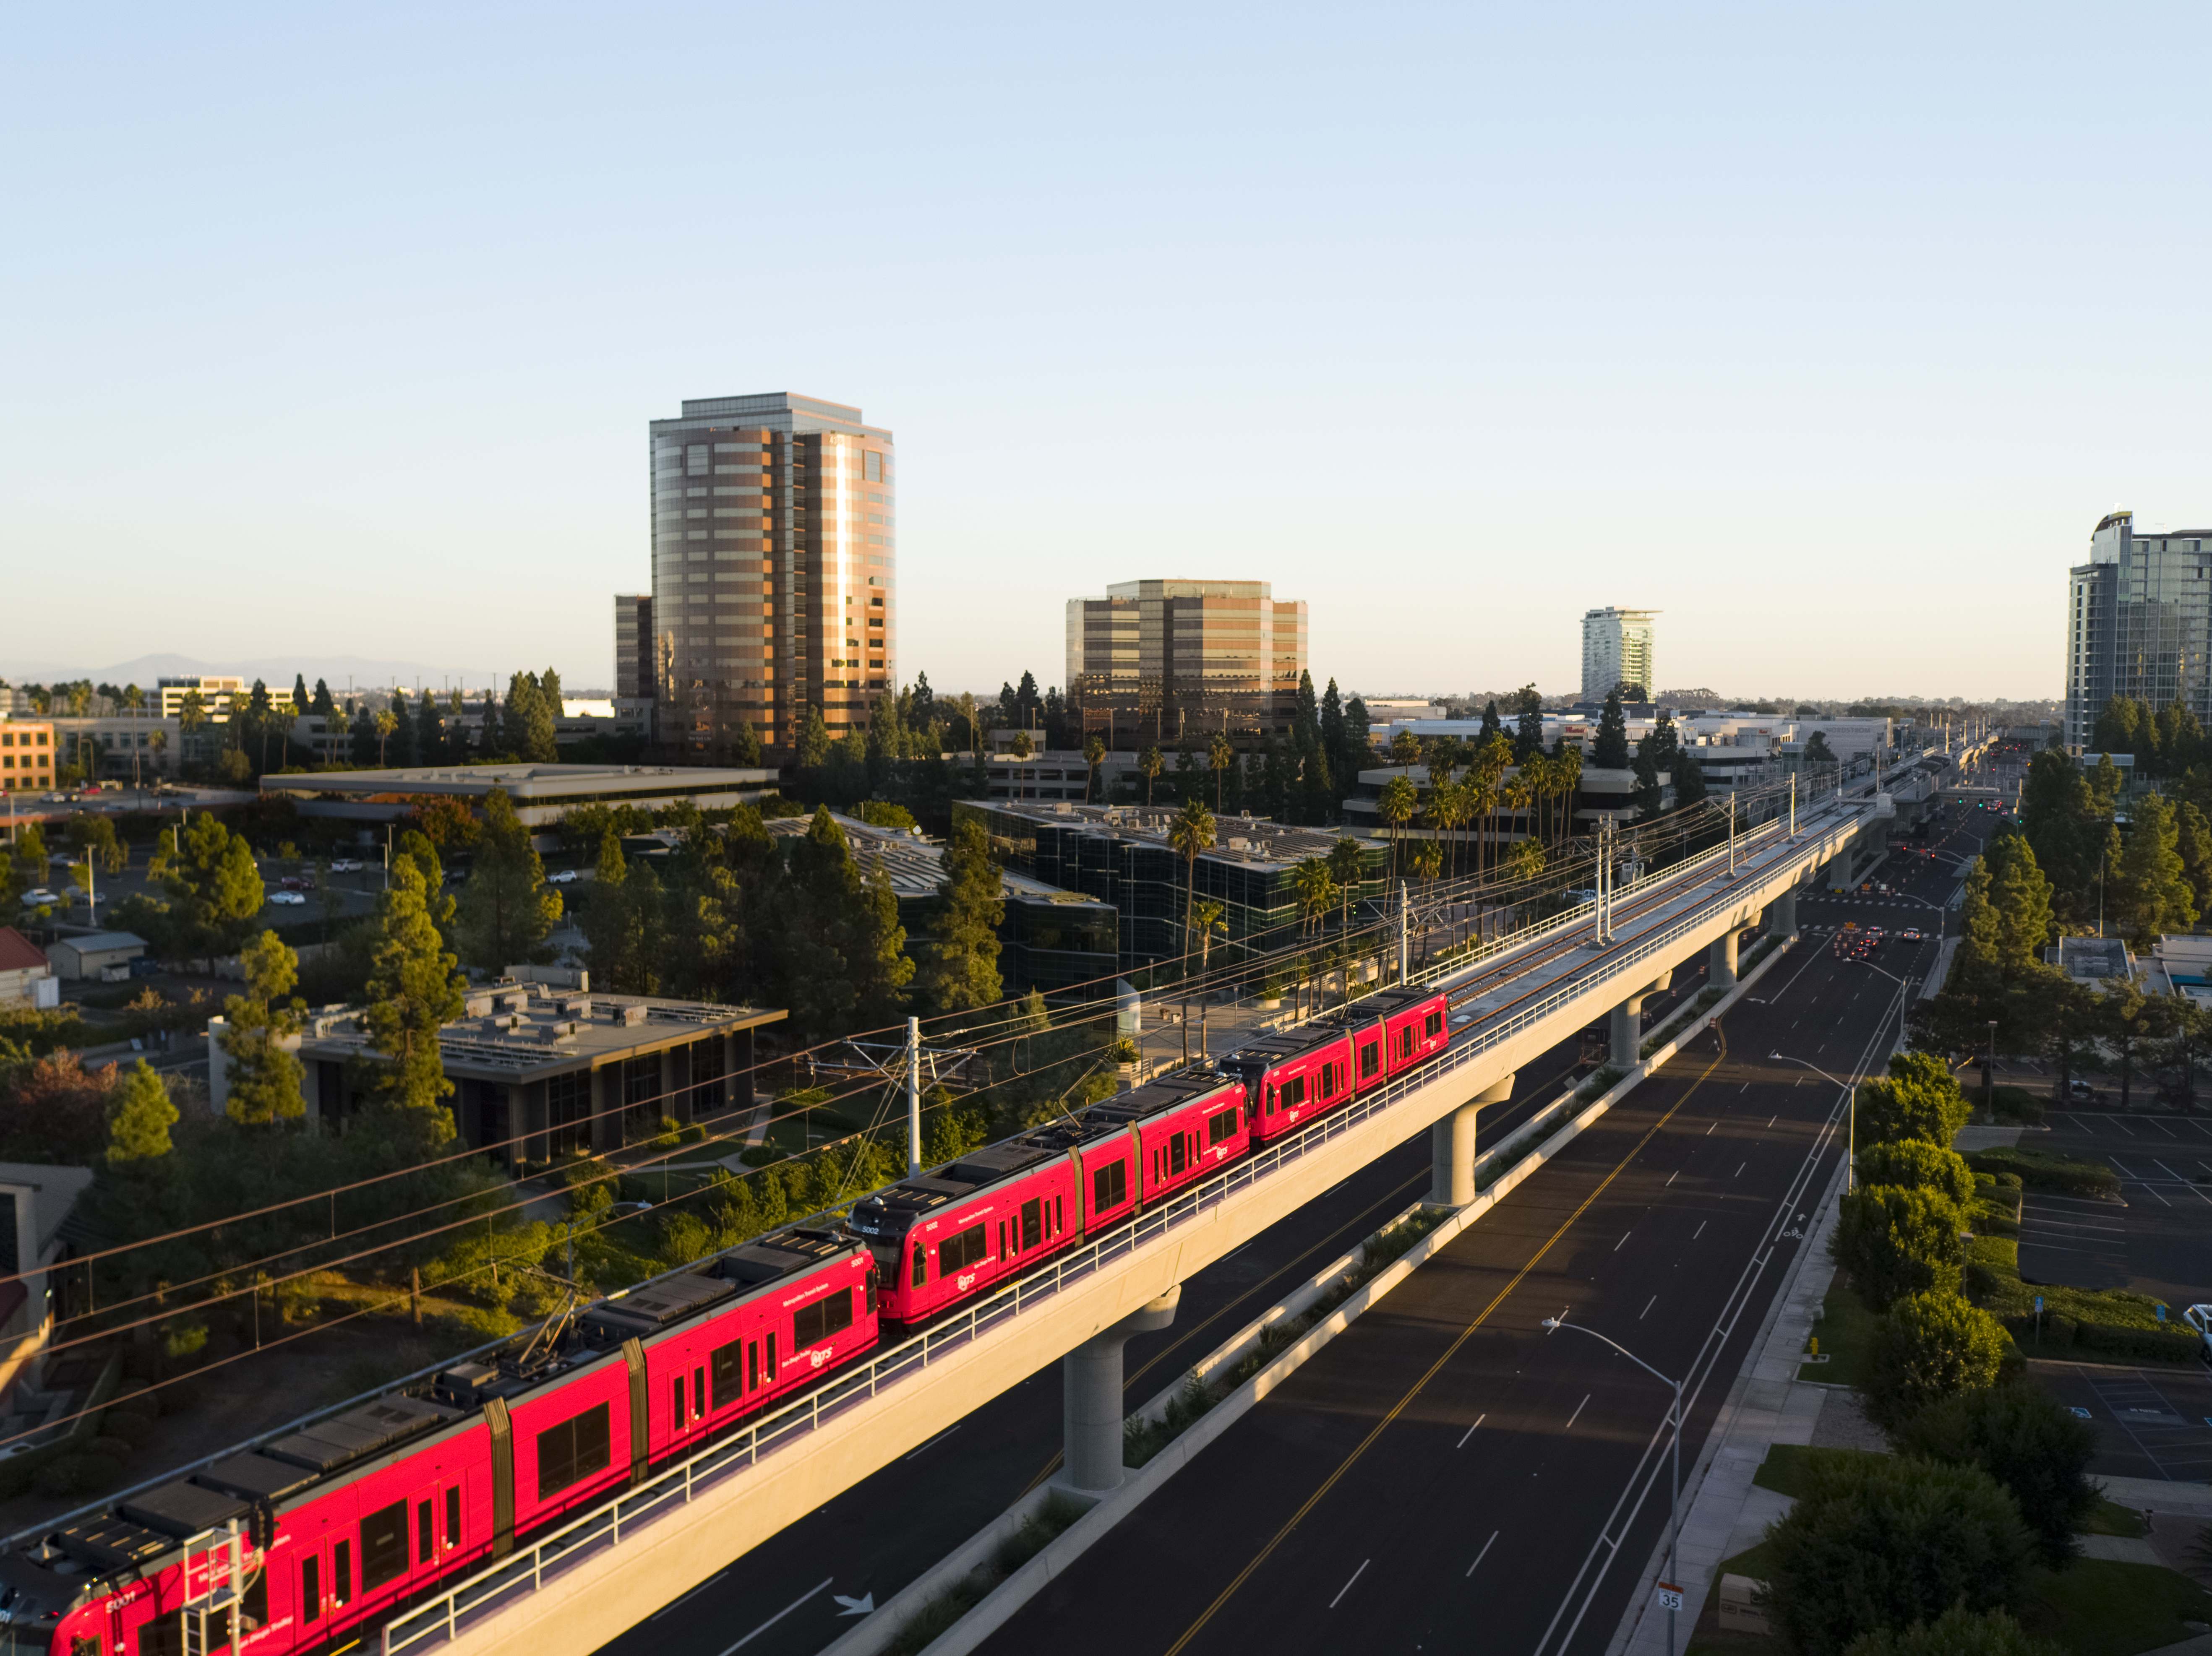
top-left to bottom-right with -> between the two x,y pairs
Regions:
1501,771 -> 1534,877
375,710 -> 399,766
1083,736 -> 1106,803
1552,744 -> 1583,847
1390,728 -> 1422,769
1168,799 -> 1217,1060
1209,732 -> 1235,813
1189,898 -> 1228,1055
1429,777 -> 1469,881
1140,745 -> 1164,807
1377,774 -> 1418,883
1292,857 -> 1336,941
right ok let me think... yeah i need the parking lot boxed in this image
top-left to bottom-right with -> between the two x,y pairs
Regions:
2014,1111 -> 2212,1312
2029,1359 -> 2212,1482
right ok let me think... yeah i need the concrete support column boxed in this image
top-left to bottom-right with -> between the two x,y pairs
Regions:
1609,970 -> 1673,1069
1061,1286 -> 1182,1494
1770,890 -> 1797,938
1429,1074 -> 1514,1207
1709,929 -> 1740,990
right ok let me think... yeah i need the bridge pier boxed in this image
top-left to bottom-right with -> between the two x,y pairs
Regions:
1429,1073 -> 1514,1207
1769,890 -> 1797,938
1609,970 -> 1673,1069
1708,930 -> 1739,990
1059,1285 -> 1182,1494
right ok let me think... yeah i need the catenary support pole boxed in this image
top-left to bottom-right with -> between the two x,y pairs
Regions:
1398,881 -> 1409,983
906,1015 -> 922,1178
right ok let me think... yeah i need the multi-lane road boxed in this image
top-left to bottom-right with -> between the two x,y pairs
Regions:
962,812 -> 1990,1656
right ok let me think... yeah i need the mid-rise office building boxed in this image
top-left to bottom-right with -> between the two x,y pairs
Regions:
1581,607 -> 1659,703
647,392 -> 895,758
0,720 -> 55,792
1065,579 -> 1307,745
156,676 -> 245,721
2066,509 -> 2212,750
613,594 -> 652,700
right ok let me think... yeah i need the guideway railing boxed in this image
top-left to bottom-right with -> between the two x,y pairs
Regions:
381,795 -> 1868,1656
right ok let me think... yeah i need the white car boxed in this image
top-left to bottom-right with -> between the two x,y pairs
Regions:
547,869 -> 579,884
17,889 -> 57,907
269,890 -> 307,906
330,859 -> 363,873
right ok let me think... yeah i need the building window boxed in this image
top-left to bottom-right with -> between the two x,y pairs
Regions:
546,1069 -> 590,1157
864,450 -> 882,483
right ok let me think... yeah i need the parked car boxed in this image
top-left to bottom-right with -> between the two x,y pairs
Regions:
547,869 -> 579,884
17,888 -> 57,907
330,858 -> 363,873
278,875 -> 313,891
269,890 -> 307,906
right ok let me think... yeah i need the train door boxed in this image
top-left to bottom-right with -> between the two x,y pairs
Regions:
295,1527 -> 354,1641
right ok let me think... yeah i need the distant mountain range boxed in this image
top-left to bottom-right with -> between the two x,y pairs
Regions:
0,653 -> 510,691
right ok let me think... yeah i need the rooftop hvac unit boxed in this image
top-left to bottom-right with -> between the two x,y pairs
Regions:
464,993 -> 495,1018
618,1004 -> 648,1027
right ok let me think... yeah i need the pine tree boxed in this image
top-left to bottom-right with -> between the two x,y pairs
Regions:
389,689 -> 417,767
455,787 -> 564,971
1592,688 -> 1630,768
105,1060 -> 178,1166
311,678 -> 338,722
362,859 -> 467,1141
220,930 -> 307,1125
1513,684 -> 1543,761
797,706 -> 832,768
916,818 -> 1004,1012
2120,790 -> 2196,945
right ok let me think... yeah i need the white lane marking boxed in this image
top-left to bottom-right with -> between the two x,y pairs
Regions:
716,1578 -> 834,1655
2113,1118 -> 2138,1137
2155,1160 -> 2212,1206
1615,1232 -> 1631,1251
1639,1296 -> 1657,1320
1693,1221 -> 1707,1239
2110,1156 -> 2172,1206
1565,1393 -> 1591,1431
903,1425 -> 961,1460
1705,1121 -> 1716,1135
1330,1559 -> 1370,1608
1665,1170 -> 1678,1187
1766,1115 -> 1776,1129
1456,1413 -> 1487,1448
1467,1530 -> 1500,1577
1547,1307 -> 1570,1332
1734,1162 -> 1746,1177
653,1568 -> 732,1620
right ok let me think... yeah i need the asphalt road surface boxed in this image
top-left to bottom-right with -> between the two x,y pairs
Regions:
2029,1360 -> 2212,1482
2012,1110 -> 2212,1311
593,975 -> 1714,1656
971,930 -> 1911,1656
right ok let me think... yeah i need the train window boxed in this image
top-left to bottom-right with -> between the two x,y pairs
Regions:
536,1403 -> 613,1498
1207,1109 -> 1238,1147
417,1497 -> 435,1565
71,1639 -> 99,1656
1056,1195 -> 1065,1233
446,1486 -> 462,1549
693,1369 -> 705,1419
301,1556 -> 322,1622
941,1223 -> 986,1272
766,1333 -> 777,1377
1169,1135 -> 1186,1176
1280,1075 -> 1307,1109
910,1239 -> 928,1286
794,1289 -> 854,1347
998,1220 -> 1008,1257
1359,1044 -> 1380,1080
143,1615 -> 183,1656
244,1574 -> 266,1630
865,1263 -> 878,1315
332,1540 -> 352,1607
711,1338 -> 744,1409
361,1499 -> 409,1591
1264,1085 -> 1276,1116
748,1341 -> 760,1392
1426,1012 -> 1444,1037
1092,1159 -> 1127,1212
1020,1199 -> 1042,1250
671,1375 -> 686,1430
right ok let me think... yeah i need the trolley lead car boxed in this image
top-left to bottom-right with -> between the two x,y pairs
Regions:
0,989 -> 1447,1656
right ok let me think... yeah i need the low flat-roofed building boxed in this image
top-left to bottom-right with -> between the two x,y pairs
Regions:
0,1161 -> 96,1412
211,975 -> 786,1164
46,931 -> 146,981
955,799 -> 1387,969
260,762 -> 776,827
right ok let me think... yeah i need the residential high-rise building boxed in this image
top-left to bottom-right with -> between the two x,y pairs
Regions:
647,393 -> 895,757
613,595 -> 652,700
1581,607 -> 1659,703
1065,579 -> 1307,745
2066,509 -> 2212,750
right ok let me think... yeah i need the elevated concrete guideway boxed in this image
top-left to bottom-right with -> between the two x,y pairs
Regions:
385,785 -> 1902,1656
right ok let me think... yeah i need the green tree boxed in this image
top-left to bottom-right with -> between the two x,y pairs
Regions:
774,807 -> 914,1039
220,930 -> 307,1125
104,1060 -> 178,1166
797,707 -> 832,768
503,672 -> 559,763
1981,831 -> 2053,973
1834,1184 -> 1965,1310
1857,1052 -> 1972,1148
1139,745 -> 1164,806
1894,1382 -> 2097,1568
146,812 -> 266,966
1841,1606 -> 2062,1656
1855,1140 -> 1974,1208
1764,1453 -> 2037,1656
1208,732 -> 1234,812
1082,736 -> 1106,804
362,859 -> 468,1142
1377,773 -> 1418,880
454,787 -> 564,972
2119,789 -> 2196,945
2176,799 -> 2212,920
1591,687 -> 1630,768
1866,1290 -> 2010,1427
914,817 -> 1004,1013
1169,798 -> 1217,966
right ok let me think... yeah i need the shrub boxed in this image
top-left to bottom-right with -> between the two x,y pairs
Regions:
1841,1604 -> 2063,1656
1857,1051 -> 1972,1149
1856,1141 -> 1975,1208
1865,1291 -> 2009,1428
1894,1381 -> 2096,1568
1963,1148 -> 2119,1200
1763,1454 -> 2037,1656
1834,1185 -> 1966,1310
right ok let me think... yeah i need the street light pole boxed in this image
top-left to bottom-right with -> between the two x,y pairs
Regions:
1985,1018 -> 1999,1119
1544,1318 -> 1684,1656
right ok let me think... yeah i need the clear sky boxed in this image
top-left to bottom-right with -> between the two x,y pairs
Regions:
6,3 -> 2207,701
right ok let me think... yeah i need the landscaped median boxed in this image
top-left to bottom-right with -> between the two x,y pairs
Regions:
822,937 -> 1799,1656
